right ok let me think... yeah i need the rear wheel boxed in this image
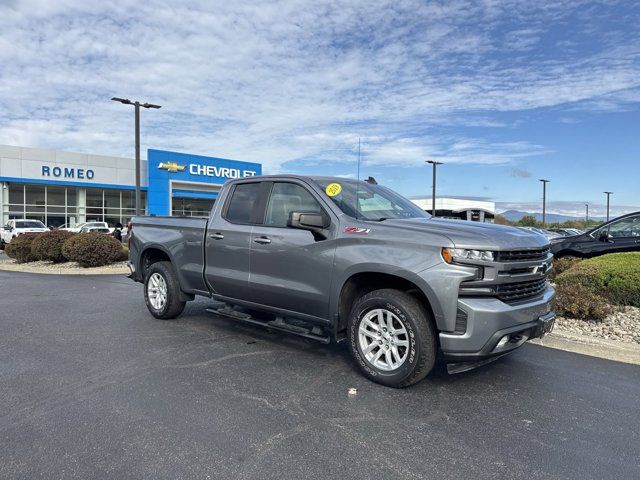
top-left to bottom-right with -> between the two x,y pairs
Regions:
144,261 -> 186,319
0,239 -> 5,251
347,289 -> 436,388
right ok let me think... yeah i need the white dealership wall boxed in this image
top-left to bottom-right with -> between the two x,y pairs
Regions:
411,196 -> 496,222
0,144 -> 148,226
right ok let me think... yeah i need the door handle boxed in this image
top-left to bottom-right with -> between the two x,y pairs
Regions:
254,236 -> 272,245
209,232 -> 224,240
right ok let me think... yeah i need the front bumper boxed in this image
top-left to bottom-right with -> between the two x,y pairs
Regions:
440,286 -> 555,362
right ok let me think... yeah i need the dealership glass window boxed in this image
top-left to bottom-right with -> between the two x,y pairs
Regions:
4,183 -> 81,228
9,184 -> 24,204
25,184 -> 46,207
86,188 -> 103,208
46,186 -> 66,206
171,197 -> 214,217
82,188 -> 146,225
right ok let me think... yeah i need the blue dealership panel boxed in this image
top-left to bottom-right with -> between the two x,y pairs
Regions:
147,149 -> 262,215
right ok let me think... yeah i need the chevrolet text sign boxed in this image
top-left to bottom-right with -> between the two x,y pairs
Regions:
147,148 -> 262,216
188,164 -> 256,179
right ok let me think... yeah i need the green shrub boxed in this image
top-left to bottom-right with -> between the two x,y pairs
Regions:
555,252 -> 640,307
116,245 -> 129,262
554,282 -> 613,321
30,230 -> 76,263
62,232 -> 123,268
550,256 -> 582,280
5,233 -> 41,263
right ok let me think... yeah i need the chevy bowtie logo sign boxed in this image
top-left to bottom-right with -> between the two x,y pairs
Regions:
158,162 -> 186,173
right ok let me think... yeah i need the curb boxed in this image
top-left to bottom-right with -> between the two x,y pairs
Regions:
0,262 -> 129,276
531,331 -> 640,366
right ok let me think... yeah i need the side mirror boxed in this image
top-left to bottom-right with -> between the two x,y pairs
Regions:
288,211 -> 330,231
598,232 -> 613,243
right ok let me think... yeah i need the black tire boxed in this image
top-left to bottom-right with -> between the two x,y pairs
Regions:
143,261 -> 186,319
347,288 -> 436,388
0,240 -> 5,251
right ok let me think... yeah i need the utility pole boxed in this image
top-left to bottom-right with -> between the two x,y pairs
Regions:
604,191 -> 613,222
539,179 -> 550,228
426,160 -> 443,217
111,97 -> 161,216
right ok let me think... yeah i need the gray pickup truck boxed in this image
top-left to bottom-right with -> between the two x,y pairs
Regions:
128,175 -> 555,387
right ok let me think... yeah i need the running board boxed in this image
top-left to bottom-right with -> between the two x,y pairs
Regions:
206,306 -> 331,344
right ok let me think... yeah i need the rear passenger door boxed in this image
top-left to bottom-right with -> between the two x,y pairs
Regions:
204,181 -> 267,299
248,181 -> 337,320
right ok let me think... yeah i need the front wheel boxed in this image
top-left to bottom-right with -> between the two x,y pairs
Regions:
144,261 -> 186,319
347,289 -> 436,388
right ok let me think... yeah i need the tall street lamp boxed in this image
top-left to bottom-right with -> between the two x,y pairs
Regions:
426,160 -> 443,217
539,179 -> 550,228
111,97 -> 161,216
585,203 -> 589,223
604,191 -> 613,222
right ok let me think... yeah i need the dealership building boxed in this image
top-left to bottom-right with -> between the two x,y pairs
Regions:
411,196 -> 496,222
0,144 -> 261,228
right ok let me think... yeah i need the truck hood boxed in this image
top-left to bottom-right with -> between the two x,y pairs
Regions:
380,218 -> 549,250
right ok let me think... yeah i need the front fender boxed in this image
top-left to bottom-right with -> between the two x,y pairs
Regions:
330,262 -> 447,330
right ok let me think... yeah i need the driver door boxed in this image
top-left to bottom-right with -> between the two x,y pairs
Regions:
247,181 -> 337,320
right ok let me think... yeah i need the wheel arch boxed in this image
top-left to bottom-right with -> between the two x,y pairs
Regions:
334,267 -> 442,334
138,244 -> 173,278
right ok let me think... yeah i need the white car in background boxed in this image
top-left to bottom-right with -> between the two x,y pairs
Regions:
59,221 -> 113,233
0,219 -> 49,248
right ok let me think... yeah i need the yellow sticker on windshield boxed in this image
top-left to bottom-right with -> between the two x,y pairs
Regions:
326,183 -> 342,197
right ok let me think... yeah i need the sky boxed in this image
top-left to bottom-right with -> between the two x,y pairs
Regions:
0,0 -> 638,217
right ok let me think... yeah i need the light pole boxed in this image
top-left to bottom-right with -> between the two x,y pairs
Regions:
585,203 -> 589,223
539,179 -> 550,228
426,160 -> 443,217
604,191 -> 613,222
111,97 -> 161,216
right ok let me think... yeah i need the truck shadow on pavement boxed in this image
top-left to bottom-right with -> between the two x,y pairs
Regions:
178,299 -> 516,392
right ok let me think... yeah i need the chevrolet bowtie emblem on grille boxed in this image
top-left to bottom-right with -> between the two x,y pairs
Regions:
533,263 -> 550,274
158,162 -> 186,173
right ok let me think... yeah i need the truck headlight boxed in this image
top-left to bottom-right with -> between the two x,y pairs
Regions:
442,247 -> 494,264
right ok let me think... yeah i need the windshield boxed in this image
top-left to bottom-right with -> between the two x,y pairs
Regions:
16,220 -> 46,228
313,179 -> 430,221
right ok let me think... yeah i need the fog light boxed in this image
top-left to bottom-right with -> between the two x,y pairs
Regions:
496,335 -> 509,349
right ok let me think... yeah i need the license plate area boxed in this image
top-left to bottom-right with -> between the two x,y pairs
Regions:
536,312 -> 556,338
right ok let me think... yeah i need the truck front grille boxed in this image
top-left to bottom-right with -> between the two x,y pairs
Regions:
496,278 -> 548,302
495,247 -> 550,262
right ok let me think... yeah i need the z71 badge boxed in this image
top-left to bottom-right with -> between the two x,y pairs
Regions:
344,226 -> 371,235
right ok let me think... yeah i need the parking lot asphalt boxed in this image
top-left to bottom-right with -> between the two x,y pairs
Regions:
1,271 -> 639,480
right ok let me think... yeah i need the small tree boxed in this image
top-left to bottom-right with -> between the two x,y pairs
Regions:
5,233 -> 40,263
517,215 -> 540,227
62,233 -> 123,268
31,230 -> 76,263
494,215 -> 512,225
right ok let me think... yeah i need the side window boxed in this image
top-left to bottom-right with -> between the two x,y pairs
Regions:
225,182 -> 262,224
607,216 -> 640,238
265,182 -> 323,227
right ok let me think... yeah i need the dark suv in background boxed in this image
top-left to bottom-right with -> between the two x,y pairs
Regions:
551,212 -> 640,258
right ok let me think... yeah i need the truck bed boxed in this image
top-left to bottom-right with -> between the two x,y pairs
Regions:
130,215 -> 209,293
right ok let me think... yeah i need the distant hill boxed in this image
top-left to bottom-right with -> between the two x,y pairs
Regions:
498,210 -> 606,223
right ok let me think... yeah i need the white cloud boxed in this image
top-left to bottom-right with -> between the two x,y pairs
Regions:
0,0 -> 638,172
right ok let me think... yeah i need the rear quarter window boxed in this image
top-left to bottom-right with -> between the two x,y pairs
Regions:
224,182 -> 262,224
